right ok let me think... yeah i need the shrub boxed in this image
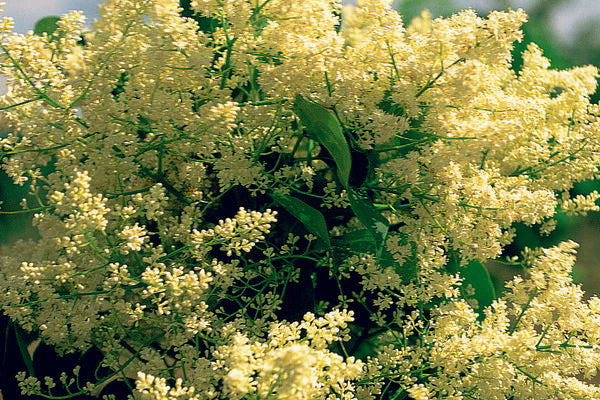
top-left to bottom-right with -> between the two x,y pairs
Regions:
1,0 -> 600,399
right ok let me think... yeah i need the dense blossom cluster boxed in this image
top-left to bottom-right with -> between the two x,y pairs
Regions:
1,0 -> 600,398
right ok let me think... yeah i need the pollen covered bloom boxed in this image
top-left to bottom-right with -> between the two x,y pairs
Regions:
0,0 -> 600,399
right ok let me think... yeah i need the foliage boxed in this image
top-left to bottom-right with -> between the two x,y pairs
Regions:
0,0 -> 600,399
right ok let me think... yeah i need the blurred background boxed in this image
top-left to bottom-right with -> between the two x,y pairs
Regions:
2,0 -> 600,294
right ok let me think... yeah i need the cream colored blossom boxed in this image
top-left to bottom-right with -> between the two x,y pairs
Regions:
118,223 -> 148,253
1,1 -> 600,399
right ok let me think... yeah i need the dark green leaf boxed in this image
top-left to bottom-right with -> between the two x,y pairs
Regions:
178,0 -> 221,34
33,16 -> 61,37
333,229 -> 416,282
461,260 -> 496,312
293,95 -> 351,187
365,150 -> 380,186
447,256 -> 496,318
336,229 -> 374,253
13,324 -> 35,377
273,194 -> 331,249
390,389 -> 409,400
353,328 -> 397,361
380,247 -> 418,283
348,189 -> 389,258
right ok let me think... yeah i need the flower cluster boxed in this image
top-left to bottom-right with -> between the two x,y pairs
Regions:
0,0 -> 600,399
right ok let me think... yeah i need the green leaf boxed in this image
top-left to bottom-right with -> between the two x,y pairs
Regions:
179,0 -> 222,34
13,323 -> 35,377
33,16 -> 61,37
353,328 -> 397,361
293,95 -> 351,187
273,194 -> 331,249
447,256 -> 496,318
333,229 -> 416,282
380,246 -> 418,283
348,189 -> 389,258
390,389 -> 408,400
462,260 -> 496,312
337,229 -> 375,254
